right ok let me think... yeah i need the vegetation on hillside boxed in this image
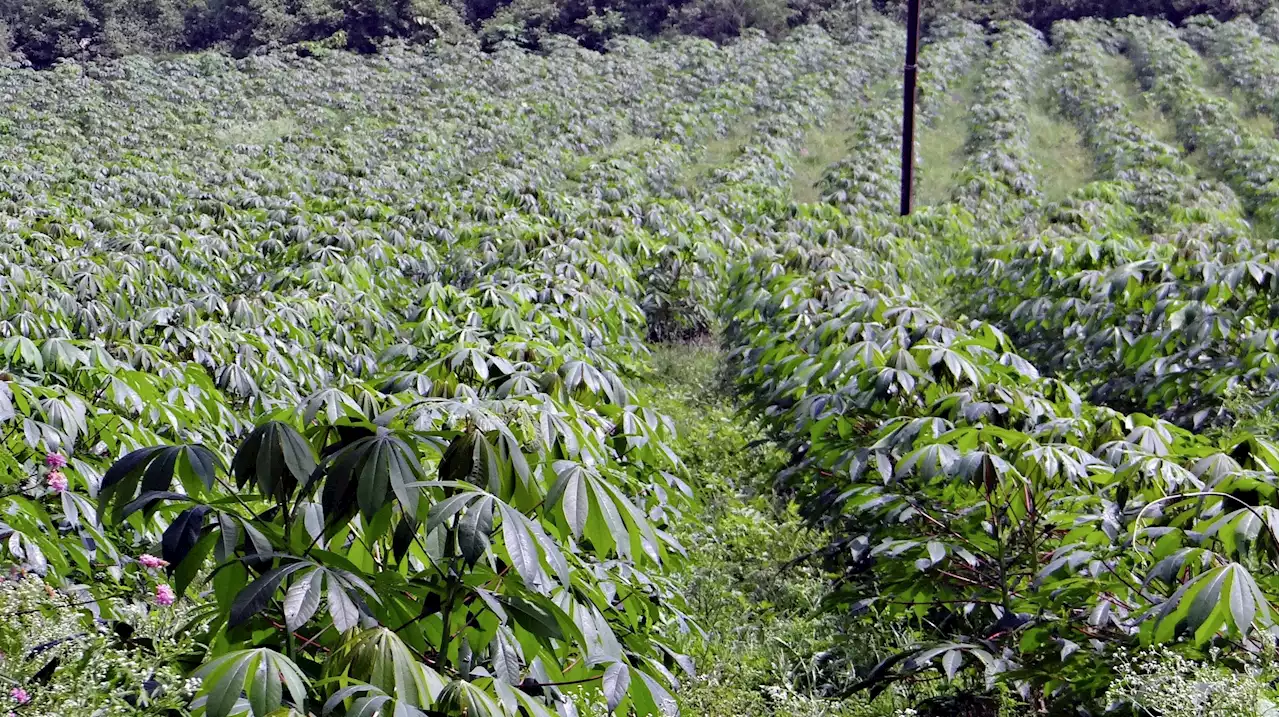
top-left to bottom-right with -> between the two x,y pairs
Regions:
0,0 -> 1275,66
0,7 -> 1275,717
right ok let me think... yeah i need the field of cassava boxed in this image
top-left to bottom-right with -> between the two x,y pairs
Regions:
0,9 -> 1276,717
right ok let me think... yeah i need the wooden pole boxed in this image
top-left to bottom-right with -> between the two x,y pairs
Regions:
899,0 -> 921,216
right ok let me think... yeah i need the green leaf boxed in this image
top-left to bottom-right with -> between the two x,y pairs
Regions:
173,532 -> 217,598
162,505 -> 212,568
499,595 -> 564,641
439,432 -> 476,484
205,651 -> 253,717
196,650 -> 307,717
632,670 -> 678,717
457,495 -> 494,566
234,421 -> 316,501
1226,564 -> 1257,637
230,562 -> 311,627
140,446 -> 182,493
491,627 -> 522,685
941,650 -> 961,680
120,490 -> 191,519
435,679 -> 501,717
182,444 -> 221,490
284,568 -> 324,631
328,571 -> 360,632
499,503 -> 543,591
559,467 -> 589,539
424,492 -> 478,536
248,655 -> 283,717
357,437 -> 391,521
216,513 -> 241,563
602,662 -> 630,713
98,446 -> 165,522
1186,565 -> 1229,637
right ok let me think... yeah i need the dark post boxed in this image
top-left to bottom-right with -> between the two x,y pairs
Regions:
899,0 -> 921,216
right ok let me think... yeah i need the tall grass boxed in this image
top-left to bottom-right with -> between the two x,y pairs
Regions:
1027,91 -> 1095,203
791,118 -> 857,203
641,343 -> 933,717
915,76 -> 975,207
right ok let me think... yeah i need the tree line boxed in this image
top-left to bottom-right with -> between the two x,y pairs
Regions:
0,0 -> 1271,70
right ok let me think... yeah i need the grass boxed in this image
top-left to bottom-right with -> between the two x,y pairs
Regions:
915,76 -> 977,207
1098,53 -> 1180,148
639,341 -> 939,717
215,117 -> 299,147
1027,91 -> 1095,203
1198,65 -> 1279,136
790,118 -> 856,203
678,124 -> 756,190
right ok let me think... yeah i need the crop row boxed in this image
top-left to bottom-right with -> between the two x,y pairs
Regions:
916,18 -> 987,122
1182,15 -> 1280,122
949,21 -> 1046,221
819,17 -> 983,216
1122,17 -> 1280,224
719,19 -> 1279,712
980,19 -> 1278,425
0,31 -> 892,717
1261,5 -> 1280,38
1049,20 -> 1241,222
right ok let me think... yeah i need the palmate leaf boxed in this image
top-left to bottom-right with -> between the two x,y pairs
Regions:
434,679 -> 504,717
230,560 -> 381,631
326,627 -> 447,710
230,561 -> 313,627
1148,562 -> 1276,644
233,421 -> 317,503
301,387 -> 366,426
439,429 -> 507,496
318,428 -> 424,522
498,593 -> 584,649
193,648 -> 308,717
100,444 -> 221,523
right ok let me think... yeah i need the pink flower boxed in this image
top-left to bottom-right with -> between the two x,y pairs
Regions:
155,584 -> 176,606
8,687 -> 29,704
138,554 -> 168,570
45,471 -> 68,493
44,453 -> 67,469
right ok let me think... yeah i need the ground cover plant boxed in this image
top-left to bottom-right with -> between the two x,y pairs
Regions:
0,6 -> 1276,717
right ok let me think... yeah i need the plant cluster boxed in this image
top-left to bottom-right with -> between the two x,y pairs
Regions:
1,8 -> 1277,717
1259,4 -> 1279,37
0,23 -> 904,717
948,21 -> 1044,221
818,18 -> 981,216
952,20 -> 1280,425
1121,16 -> 1280,224
1048,19 -> 1240,221
915,18 -> 986,122
718,18 -> 1279,714
1181,15 -> 1279,122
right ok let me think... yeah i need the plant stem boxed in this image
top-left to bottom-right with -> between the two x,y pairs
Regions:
436,514 -> 459,665
281,496 -> 297,663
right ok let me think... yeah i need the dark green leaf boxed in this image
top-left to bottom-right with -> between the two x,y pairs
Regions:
229,562 -> 311,627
